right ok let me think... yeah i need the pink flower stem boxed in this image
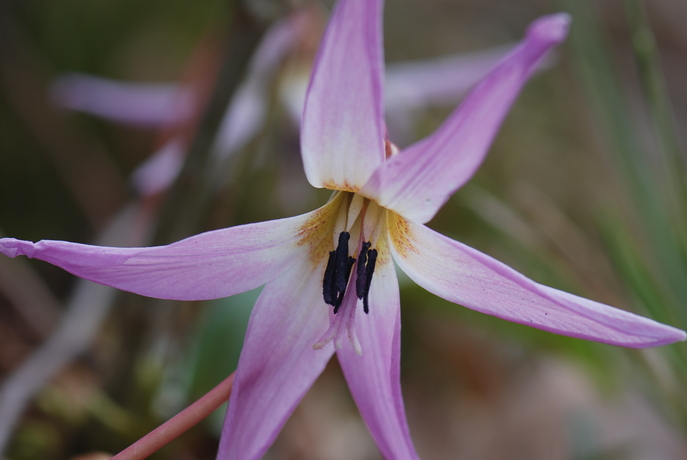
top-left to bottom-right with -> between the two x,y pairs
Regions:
111,372 -> 236,460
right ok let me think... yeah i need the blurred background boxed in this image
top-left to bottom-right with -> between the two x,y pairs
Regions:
0,0 -> 686,458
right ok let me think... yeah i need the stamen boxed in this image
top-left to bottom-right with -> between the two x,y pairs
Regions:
322,232 -> 356,312
346,194 -> 365,232
314,283 -> 362,355
355,241 -> 377,314
322,251 -> 337,306
355,242 -> 371,298
362,249 -> 377,314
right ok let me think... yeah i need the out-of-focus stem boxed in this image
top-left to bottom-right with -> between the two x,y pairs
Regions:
111,372 -> 235,460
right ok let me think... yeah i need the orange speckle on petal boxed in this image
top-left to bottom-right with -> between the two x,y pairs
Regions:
322,179 -> 360,193
387,212 -> 420,258
296,193 -> 342,264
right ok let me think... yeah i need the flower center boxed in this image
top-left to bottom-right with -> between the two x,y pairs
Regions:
322,231 -> 377,314
313,192 -> 383,354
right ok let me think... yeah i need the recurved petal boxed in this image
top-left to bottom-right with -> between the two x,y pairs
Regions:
337,237 -> 420,460
0,209 -> 328,301
212,14 -> 303,159
217,258 -> 334,460
130,138 -> 186,197
362,13 -> 570,223
50,72 -> 192,127
301,0 -> 386,192
384,44 -> 512,113
388,215 -> 686,347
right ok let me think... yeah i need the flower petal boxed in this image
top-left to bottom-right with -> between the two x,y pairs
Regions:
384,44 -> 512,112
0,209 -> 328,301
384,44 -> 514,147
337,236 -> 420,459
212,14 -> 302,158
50,72 -> 193,127
388,214 -> 686,347
301,0 -> 386,191
131,16 -> 302,197
130,138 -> 186,197
217,257 -> 334,460
362,13 -> 571,223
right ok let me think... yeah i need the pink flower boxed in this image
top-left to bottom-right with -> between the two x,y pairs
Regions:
1,2 -> 684,459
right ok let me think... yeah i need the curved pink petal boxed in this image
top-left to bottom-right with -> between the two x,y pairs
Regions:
212,80 -> 267,157
337,241 -> 419,460
384,44 -> 512,112
388,216 -> 686,347
130,138 -> 186,197
0,212 -> 320,301
384,44 -> 513,147
212,14 -> 302,159
362,13 -> 571,223
301,0 -> 386,191
50,73 -> 193,127
218,258 -> 334,460
131,16 -> 302,197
